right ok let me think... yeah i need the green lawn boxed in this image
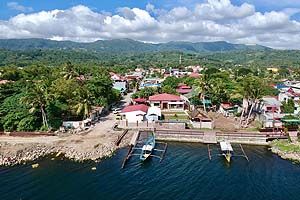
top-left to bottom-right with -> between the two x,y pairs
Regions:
162,111 -> 187,115
270,140 -> 300,153
163,114 -> 189,120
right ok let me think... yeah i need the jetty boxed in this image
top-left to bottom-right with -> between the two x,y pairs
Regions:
121,130 -> 167,168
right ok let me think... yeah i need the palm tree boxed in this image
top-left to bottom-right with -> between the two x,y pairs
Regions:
194,74 -> 210,112
239,75 -> 264,127
72,87 -> 94,119
60,62 -> 79,80
21,82 -> 50,130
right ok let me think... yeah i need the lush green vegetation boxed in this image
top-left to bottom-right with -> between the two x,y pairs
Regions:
0,38 -> 269,53
270,140 -> 300,153
0,63 -> 121,131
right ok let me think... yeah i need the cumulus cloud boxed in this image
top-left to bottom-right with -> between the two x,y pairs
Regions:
7,2 -> 33,12
1,0 -> 300,49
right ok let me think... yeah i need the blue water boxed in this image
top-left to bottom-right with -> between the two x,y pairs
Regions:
1,143 -> 300,200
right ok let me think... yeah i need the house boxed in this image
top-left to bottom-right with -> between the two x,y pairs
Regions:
278,87 -> 300,114
219,102 -> 239,117
260,97 -> 282,114
120,104 -> 148,122
132,98 -> 147,105
109,72 -> 126,82
139,77 -> 162,89
148,93 -> 185,111
146,106 -> 162,121
189,109 -> 214,129
188,72 -> 200,78
113,81 -> 127,94
176,83 -> 192,95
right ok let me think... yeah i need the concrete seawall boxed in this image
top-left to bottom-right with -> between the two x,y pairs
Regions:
154,130 -> 269,145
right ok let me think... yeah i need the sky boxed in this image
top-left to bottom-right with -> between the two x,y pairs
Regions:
1,0 -> 300,49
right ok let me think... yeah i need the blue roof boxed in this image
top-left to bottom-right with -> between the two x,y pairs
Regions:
276,85 -> 289,89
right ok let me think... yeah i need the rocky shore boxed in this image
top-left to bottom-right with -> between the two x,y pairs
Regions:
270,146 -> 300,162
269,140 -> 300,162
0,138 -> 130,166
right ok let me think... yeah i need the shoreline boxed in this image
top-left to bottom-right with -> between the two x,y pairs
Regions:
0,112 -> 133,167
269,142 -> 300,162
0,141 -> 131,167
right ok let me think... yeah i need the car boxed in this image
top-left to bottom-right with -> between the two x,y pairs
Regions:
113,108 -> 122,114
115,114 -> 122,120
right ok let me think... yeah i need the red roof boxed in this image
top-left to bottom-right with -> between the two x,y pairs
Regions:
176,89 -> 192,94
121,104 -> 148,113
149,93 -> 182,101
189,72 -> 200,78
133,98 -> 147,103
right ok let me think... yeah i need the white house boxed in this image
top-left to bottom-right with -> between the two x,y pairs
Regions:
120,104 -> 148,122
146,106 -> 162,121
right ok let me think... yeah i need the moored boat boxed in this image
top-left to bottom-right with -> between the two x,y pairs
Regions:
220,140 -> 233,163
140,135 -> 155,161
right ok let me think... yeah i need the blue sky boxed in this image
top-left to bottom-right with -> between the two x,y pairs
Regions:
2,0 -> 300,19
1,0 -> 300,49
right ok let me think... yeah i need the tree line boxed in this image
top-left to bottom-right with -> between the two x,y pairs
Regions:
0,63 -> 121,132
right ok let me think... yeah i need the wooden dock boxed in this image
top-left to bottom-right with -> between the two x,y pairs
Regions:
114,129 -> 129,146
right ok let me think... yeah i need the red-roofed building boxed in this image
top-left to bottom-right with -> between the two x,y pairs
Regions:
132,98 -> 147,105
189,72 -> 200,78
121,104 -> 148,122
109,72 -> 126,82
176,83 -> 192,95
148,93 -> 185,110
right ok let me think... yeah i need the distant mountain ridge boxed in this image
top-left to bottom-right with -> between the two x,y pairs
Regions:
0,38 -> 271,53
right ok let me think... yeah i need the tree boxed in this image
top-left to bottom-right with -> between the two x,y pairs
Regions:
0,93 -> 39,131
194,74 -> 210,112
239,75 -> 264,126
161,85 -> 177,95
21,82 -> 50,130
72,86 -> 94,118
162,77 -> 180,89
282,99 -> 295,114
60,61 -> 79,80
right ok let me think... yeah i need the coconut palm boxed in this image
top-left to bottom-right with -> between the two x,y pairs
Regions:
194,74 -> 211,112
60,61 -> 79,80
21,82 -> 50,130
72,86 -> 94,118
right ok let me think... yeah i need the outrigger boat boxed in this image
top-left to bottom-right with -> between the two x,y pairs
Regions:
220,140 -> 233,163
139,135 -> 156,161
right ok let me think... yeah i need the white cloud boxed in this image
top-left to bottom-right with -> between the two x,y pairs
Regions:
1,0 -> 300,49
7,2 -> 33,12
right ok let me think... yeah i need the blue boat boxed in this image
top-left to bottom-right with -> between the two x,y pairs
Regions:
139,135 -> 156,161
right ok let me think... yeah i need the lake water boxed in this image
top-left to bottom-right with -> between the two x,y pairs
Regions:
1,143 -> 300,200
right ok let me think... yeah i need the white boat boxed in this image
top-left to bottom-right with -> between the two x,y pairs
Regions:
220,140 -> 233,163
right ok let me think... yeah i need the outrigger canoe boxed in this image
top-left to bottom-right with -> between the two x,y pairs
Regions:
220,140 -> 233,163
140,135 -> 155,161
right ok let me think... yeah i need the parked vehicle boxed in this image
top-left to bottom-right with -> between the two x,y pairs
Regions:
113,108 -> 122,114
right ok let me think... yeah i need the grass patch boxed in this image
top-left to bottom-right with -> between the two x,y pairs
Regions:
270,140 -> 300,153
164,114 -> 189,120
162,111 -> 187,115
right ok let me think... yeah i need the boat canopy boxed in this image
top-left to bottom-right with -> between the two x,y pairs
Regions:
220,141 -> 233,151
142,144 -> 153,151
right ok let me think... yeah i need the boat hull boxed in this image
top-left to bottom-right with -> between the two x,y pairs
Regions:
140,136 -> 155,161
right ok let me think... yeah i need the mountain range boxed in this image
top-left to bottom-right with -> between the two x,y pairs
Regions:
0,38 -> 271,53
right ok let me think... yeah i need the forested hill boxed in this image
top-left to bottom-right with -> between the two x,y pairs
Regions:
0,38 -> 271,53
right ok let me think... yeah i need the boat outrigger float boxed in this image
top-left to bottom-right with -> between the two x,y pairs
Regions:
140,135 -> 155,161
